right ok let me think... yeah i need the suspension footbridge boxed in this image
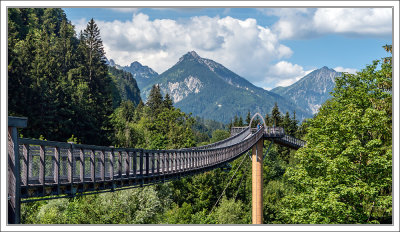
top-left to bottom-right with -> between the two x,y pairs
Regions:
7,114 -> 305,224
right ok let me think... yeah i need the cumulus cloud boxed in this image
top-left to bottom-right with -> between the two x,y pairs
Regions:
257,61 -> 315,88
334,66 -> 358,74
72,13 -> 293,87
263,8 -> 392,39
72,18 -> 88,34
71,8 -> 388,90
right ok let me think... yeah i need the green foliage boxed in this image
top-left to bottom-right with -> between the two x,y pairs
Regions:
163,202 -> 193,224
67,134 -> 79,143
108,65 -> 141,108
212,197 -> 248,224
8,9 -> 115,145
279,48 -> 392,224
22,186 -> 172,224
210,129 -> 230,143
191,116 -> 226,145
146,84 -> 164,119
110,85 -> 196,149
245,111 -> 251,125
271,102 -> 282,127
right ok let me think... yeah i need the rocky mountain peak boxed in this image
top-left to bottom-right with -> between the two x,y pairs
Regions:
126,61 -> 158,76
188,51 -> 201,59
179,50 -> 202,63
129,61 -> 142,69
321,66 -> 330,70
109,59 -> 116,67
271,66 -> 342,115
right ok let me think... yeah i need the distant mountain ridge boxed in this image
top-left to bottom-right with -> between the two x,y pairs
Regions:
138,51 -> 312,123
271,66 -> 341,114
108,52 -> 341,122
106,58 -> 159,92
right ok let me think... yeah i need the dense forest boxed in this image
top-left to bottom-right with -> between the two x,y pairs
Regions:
8,8 -> 392,224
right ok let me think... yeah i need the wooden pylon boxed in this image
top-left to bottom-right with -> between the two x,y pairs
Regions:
252,138 -> 263,224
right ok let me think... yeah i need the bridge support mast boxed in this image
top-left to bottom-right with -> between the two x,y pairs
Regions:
252,138 -> 264,224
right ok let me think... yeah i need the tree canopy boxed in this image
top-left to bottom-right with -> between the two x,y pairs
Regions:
278,46 -> 392,224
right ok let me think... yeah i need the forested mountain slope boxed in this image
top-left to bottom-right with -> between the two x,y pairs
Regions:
139,51 -> 312,122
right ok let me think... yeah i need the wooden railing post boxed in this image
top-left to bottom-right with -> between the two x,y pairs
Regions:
132,151 -> 137,178
54,147 -> 60,195
146,152 -> 149,176
100,150 -> 105,182
125,151 -> 130,178
139,150 -> 143,177
117,150 -> 122,180
67,142 -> 74,194
8,116 -> 27,224
79,148 -> 84,183
90,150 -> 95,184
109,148 -> 114,190
21,144 -> 29,186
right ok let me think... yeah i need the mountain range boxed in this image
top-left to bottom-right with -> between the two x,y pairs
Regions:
271,66 -> 341,114
108,52 -> 340,123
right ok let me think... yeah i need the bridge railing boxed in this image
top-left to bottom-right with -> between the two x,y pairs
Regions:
264,127 -> 285,137
194,126 -> 250,150
15,126 -> 265,200
230,127 -> 248,136
281,135 -> 307,148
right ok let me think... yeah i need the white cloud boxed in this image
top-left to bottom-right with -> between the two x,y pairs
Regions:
71,9 -> 384,90
264,8 -> 392,39
313,8 -> 392,37
334,66 -> 358,74
259,61 -> 315,88
72,13 -> 293,87
71,18 -> 88,34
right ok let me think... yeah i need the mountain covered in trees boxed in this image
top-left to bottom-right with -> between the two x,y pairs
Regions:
108,65 -> 142,108
271,66 -> 342,114
108,60 -> 159,91
134,51 -> 312,123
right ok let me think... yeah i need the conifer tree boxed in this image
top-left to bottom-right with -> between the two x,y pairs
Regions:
245,111 -> 251,125
289,111 -> 298,136
74,18 -> 113,144
271,103 -> 282,127
164,93 -> 174,109
233,115 -> 239,126
134,100 -> 144,122
282,112 -> 291,134
146,85 -> 164,118
82,18 -> 107,84
265,114 -> 271,127
238,116 -> 244,127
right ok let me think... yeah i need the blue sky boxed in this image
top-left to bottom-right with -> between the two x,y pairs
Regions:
63,7 -> 392,89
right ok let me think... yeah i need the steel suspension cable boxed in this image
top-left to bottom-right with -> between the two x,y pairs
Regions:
209,150 -> 250,215
233,158 -> 250,200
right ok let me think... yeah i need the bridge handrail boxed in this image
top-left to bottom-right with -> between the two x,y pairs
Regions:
15,127 -> 265,199
17,127 -> 260,154
281,135 -> 306,147
192,126 -> 251,150
230,126 -> 248,136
